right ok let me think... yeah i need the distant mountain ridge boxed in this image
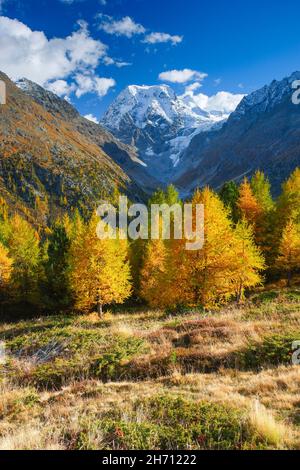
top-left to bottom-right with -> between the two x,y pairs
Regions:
1,70 -> 299,219
174,71 -> 300,196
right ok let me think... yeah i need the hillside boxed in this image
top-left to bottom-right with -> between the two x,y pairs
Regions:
175,72 -> 300,196
0,289 -> 300,450
0,72 -> 144,225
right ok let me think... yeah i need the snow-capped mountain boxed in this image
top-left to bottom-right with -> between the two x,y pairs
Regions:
14,72 -> 300,199
174,71 -> 300,196
102,85 -> 227,182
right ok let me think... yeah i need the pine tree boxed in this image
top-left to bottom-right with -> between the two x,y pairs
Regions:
69,214 -> 132,316
42,224 -> 72,311
232,219 -> 265,302
165,184 -> 181,206
219,181 -> 239,220
129,238 -> 146,301
276,220 -> 300,287
148,188 -> 166,206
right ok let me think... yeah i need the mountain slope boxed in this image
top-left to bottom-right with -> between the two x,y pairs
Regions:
175,72 -> 300,195
102,85 -> 226,184
0,72 -> 144,225
17,78 -> 160,196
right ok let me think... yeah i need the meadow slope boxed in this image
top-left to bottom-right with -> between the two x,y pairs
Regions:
0,288 -> 300,450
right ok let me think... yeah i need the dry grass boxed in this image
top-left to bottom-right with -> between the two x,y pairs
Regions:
0,290 -> 300,450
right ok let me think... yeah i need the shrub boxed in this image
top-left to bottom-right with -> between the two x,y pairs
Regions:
68,396 -> 272,450
237,332 -> 300,369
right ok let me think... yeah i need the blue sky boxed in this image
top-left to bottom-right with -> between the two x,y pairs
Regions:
1,0 -> 300,120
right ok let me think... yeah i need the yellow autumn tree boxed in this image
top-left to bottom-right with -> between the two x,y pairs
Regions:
0,242 -> 12,296
69,213 -> 132,316
185,188 -> 238,309
8,214 -> 41,303
276,220 -> 300,287
140,209 -> 189,309
140,238 -> 168,308
277,168 -> 300,225
231,219 -> 265,302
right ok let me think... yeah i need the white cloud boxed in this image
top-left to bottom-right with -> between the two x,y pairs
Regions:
46,79 -> 75,97
98,15 -> 145,37
143,32 -> 183,46
0,16 -> 116,99
103,56 -> 132,68
181,88 -> 245,115
74,73 -> 115,98
159,69 -> 208,84
84,114 -> 99,124
0,17 -> 106,84
185,82 -> 202,92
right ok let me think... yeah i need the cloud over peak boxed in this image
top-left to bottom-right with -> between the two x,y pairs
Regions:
159,69 -> 208,84
181,85 -> 245,115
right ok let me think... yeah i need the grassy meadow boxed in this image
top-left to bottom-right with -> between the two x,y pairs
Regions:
0,285 -> 300,450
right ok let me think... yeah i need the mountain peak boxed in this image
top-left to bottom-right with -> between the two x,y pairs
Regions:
101,82 -> 230,179
232,71 -> 300,120
15,78 -> 79,121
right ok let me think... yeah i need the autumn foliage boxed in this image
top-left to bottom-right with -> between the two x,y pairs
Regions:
0,168 -> 300,315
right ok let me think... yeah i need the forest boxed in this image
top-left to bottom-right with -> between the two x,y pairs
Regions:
0,169 -> 300,318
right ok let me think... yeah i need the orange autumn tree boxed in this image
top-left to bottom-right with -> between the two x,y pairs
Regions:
69,214 -> 132,316
0,242 -> 12,296
276,220 -> 300,287
237,177 -> 262,226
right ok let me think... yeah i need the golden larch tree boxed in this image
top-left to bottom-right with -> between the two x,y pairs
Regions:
186,188 -> 238,309
140,238 -> 168,308
276,220 -> 300,287
69,214 -> 132,316
8,214 -> 41,303
231,219 -> 265,303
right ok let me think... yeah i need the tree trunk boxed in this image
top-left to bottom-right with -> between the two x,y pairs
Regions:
287,271 -> 292,288
236,284 -> 243,305
97,301 -> 103,318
